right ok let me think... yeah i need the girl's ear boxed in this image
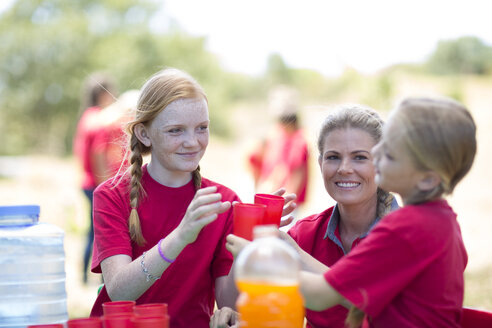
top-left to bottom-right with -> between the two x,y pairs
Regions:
416,171 -> 441,192
134,123 -> 151,147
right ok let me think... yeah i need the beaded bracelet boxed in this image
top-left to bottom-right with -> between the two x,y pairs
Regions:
140,251 -> 160,282
158,238 -> 176,264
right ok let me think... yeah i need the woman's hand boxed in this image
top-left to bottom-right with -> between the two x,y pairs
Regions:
279,230 -> 330,273
278,230 -> 302,252
226,234 -> 250,259
210,307 -> 239,328
176,186 -> 231,245
272,188 -> 297,227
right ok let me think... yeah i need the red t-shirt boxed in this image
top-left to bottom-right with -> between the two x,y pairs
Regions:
73,106 -> 107,189
251,126 -> 309,204
90,165 -> 240,327
324,199 -> 467,327
91,121 -> 129,178
288,205 -> 383,328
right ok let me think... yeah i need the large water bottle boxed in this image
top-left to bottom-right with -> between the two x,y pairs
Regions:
235,225 -> 304,328
0,205 -> 68,327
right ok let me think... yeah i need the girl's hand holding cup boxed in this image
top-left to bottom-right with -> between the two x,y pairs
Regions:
177,186 -> 231,245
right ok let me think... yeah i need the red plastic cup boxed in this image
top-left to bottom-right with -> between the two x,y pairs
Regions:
101,313 -> 134,328
131,316 -> 169,328
233,203 -> 266,241
28,325 -> 64,328
67,317 -> 102,328
102,301 -> 136,316
254,193 -> 285,227
134,303 -> 168,317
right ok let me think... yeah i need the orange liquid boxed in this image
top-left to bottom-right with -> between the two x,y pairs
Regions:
236,280 -> 304,328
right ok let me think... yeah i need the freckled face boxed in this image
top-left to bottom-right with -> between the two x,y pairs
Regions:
146,98 -> 209,181
319,128 -> 378,206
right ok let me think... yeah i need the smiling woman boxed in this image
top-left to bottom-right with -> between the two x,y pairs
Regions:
319,128 -> 378,208
285,104 -> 398,328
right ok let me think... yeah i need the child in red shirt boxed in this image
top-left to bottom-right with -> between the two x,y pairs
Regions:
300,97 -> 477,327
90,68 -> 283,327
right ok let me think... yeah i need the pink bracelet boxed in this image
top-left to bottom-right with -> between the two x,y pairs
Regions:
158,239 -> 175,263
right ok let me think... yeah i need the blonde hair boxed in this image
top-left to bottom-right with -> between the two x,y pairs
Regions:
126,68 -> 207,246
392,97 -> 476,204
318,105 -> 394,219
317,105 -> 393,327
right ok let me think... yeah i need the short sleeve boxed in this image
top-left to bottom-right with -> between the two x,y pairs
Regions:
91,182 -> 132,273
324,215 -> 435,317
287,221 -> 300,243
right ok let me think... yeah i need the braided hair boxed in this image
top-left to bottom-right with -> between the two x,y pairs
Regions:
125,68 -> 206,246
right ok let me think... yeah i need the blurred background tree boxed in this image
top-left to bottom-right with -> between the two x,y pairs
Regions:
1,0 -> 491,156
425,36 -> 492,75
0,0 -> 249,155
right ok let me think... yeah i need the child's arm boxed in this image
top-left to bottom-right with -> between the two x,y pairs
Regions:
300,271 -> 347,311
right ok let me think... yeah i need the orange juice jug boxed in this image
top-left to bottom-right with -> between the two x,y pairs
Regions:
235,225 -> 304,328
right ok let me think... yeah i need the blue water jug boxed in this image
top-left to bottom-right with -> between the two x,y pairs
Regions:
0,205 -> 67,327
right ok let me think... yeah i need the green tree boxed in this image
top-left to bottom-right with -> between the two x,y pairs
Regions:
0,0 -> 237,155
426,36 -> 492,75
265,53 -> 293,86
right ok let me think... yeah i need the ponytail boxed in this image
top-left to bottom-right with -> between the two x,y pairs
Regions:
376,188 -> 394,219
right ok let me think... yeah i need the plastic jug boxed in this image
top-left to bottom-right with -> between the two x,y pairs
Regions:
0,205 -> 68,327
234,225 -> 304,328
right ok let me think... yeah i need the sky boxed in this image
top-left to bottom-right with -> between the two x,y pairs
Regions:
155,0 -> 492,76
1,0 -> 491,77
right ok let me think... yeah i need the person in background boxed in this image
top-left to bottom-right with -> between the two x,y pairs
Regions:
248,86 -> 309,218
89,68 -> 295,327
73,72 -> 117,284
211,105 -> 398,328
300,97 -> 476,327
91,89 -> 140,179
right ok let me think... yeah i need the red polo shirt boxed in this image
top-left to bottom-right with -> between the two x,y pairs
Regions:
325,199 -> 466,327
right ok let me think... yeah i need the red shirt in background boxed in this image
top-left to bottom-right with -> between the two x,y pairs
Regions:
324,199 -> 467,328
90,165 -> 240,328
91,120 -> 128,178
73,106 -> 107,189
249,126 -> 309,204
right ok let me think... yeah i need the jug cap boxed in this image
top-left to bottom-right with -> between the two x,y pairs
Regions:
0,205 -> 40,226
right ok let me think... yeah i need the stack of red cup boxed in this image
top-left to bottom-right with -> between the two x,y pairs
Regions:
132,303 -> 169,328
55,301 -> 170,328
67,317 -> 103,328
